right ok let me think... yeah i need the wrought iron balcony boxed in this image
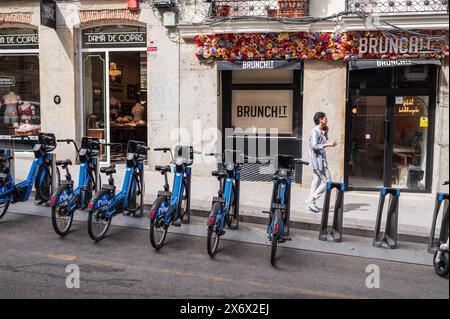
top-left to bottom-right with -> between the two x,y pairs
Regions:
346,0 -> 449,14
208,0 -> 310,18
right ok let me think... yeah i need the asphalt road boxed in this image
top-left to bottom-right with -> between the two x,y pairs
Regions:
0,213 -> 448,299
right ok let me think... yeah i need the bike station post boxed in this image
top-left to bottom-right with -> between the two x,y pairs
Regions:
428,191 -> 449,253
319,182 -> 345,242
373,187 -> 400,249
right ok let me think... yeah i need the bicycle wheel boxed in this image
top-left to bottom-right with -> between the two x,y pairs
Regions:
0,201 -> 9,220
51,205 -> 74,237
149,196 -> 168,249
88,210 -> 111,242
37,165 -> 60,202
226,188 -> 239,230
270,210 -> 282,267
207,203 -> 221,257
434,251 -> 449,277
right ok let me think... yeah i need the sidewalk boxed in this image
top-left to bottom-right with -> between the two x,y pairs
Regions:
11,159 -> 443,243
142,171 -> 440,242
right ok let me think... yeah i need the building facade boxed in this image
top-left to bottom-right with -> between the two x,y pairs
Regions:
0,0 -> 448,193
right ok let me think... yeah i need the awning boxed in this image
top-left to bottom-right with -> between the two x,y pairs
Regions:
217,60 -> 302,71
349,59 -> 441,70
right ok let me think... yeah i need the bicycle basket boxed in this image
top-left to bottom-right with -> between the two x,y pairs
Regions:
174,145 -> 194,165
38,133 -> 57,152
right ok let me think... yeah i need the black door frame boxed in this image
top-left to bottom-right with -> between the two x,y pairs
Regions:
221,67 -> 304,183
344,66 -> 438,193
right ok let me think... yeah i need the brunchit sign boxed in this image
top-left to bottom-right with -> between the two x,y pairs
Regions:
195,31 -> 449,62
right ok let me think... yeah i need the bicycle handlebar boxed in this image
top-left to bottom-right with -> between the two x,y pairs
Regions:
57,139 -> 80,155
444,181 -> 449,185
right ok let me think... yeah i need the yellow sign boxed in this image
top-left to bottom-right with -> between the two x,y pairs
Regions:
420,116 -> 429,128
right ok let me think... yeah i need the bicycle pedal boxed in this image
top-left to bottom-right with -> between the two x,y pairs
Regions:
172,222 -> 181,227
285,237 -> 292,241
218,230 -> 225,236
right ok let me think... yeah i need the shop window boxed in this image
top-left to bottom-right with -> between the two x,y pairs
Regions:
0,55 -> 40,150
350,68 -> 393,89
398,65 -> 431,89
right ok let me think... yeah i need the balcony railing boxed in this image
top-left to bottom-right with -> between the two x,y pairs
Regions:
208,0 -> 310,18
346,0 -> 449,13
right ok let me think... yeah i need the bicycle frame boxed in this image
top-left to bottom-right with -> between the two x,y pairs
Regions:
100,161 -> 143,219
0,153 -> 50,203
268,177 -> 292,240
155,165 -> 191,226
52,158 -> 97,211
210,170 -> 239,231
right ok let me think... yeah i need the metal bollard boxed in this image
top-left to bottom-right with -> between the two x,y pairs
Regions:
319,182 -> 345,242
428,192 -> 449,253
373,187 -> 400,249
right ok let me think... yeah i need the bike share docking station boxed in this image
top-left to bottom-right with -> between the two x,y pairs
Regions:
373,187 -> 400,249
428,190 -> 449,254
319,182 -> 345,242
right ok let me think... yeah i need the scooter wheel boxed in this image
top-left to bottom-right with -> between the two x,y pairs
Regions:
433,251 -> 449,278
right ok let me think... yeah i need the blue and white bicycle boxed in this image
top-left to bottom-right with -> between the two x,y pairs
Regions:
0,133 -> 58,220
149,146 -> 198,250
87,140 -> 148,241
50,137 -> 101,236
205,150 -> 243,257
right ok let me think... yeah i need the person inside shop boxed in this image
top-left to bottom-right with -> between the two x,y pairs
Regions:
306,112 -> 337,213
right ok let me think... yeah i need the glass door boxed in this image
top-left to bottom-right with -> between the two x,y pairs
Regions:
391,96 -> 430,190
348,96 -> 387,188
82,52 -> 109,162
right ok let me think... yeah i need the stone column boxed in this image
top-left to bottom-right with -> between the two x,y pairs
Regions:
302,60 -> 347,187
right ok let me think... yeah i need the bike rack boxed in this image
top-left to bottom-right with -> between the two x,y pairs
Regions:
428,191 -> 449,254
319,182 -> 345,242
373,187 -> 400,249
1,148 -> 14,180
184,166 -> 192,224
35,152 -> 56,206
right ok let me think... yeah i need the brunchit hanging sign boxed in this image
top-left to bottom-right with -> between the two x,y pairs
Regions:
195,31 -> 449,62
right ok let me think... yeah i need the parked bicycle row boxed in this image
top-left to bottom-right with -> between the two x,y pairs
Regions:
0,133 -> 309,266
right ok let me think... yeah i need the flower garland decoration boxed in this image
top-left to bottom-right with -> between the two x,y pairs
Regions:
195,31 -> 449,62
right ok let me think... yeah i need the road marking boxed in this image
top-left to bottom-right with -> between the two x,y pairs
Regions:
47,253 -> 77,261
43,254 -> 367,299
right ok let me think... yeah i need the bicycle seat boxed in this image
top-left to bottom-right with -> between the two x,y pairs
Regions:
155,165 -> 171,173
100,165 -> 116,175
56,159 -> 72,168
212,170 -> 227,178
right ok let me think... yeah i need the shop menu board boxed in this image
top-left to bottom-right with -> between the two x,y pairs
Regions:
232,90 -> 293,135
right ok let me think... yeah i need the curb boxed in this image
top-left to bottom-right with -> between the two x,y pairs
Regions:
142,204 -> 431,244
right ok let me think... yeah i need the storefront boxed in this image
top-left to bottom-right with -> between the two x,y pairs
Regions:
80,25 -> 147,163
346,59 -> 441,192
196,30 -> 448,191
0,27 -> 40,150
219,60 -> 303,182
